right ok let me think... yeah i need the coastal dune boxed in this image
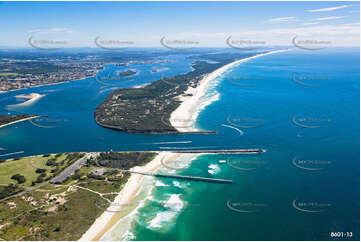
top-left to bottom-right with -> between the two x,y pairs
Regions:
170,49 -> 290,132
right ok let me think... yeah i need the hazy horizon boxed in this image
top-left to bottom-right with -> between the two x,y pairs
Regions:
0,1 -> 359,48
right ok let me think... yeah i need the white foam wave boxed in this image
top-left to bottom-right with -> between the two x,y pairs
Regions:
102,178 -> 155,240
164,194 -> 184,212
187,72 -> 227,128
147,194 -> 184,230
221,124 -> 244,135
121,230 -> 135,240
190,92 -> 220,130
161,153 -> 199,172
208,164 -> 221,175
172,180 -> 188,189
147,211 -> 175,229
155,180 -> 168,187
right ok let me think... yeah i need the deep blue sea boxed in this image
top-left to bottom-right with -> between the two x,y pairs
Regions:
0,48 -> 359,240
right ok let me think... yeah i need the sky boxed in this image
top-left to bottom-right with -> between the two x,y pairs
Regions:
0,1 -> 359,48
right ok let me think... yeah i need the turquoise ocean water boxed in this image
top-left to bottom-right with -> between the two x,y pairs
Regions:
0,48 -> 359,240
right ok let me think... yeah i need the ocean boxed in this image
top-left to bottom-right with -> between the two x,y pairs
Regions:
0,48 -> 359,240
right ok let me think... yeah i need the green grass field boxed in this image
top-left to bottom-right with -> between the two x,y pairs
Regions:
0,72 -> 18,77
0,154 -> 67,186
0,170 -> 128,240
0,152 -> 154,240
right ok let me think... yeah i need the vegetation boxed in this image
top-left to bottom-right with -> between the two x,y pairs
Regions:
0,153 -> 70,186
97,151 -> 156,169
94,52 -> 253,133
0,72 -> 18,77
35,168 -> 47,174
0,114 -> 36,127
10,174 -> 26,184
0,151 -> 154,240
118,69 -> 136,76
0,184 -> 23,199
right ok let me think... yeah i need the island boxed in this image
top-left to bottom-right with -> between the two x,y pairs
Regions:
117,70 -> 136,76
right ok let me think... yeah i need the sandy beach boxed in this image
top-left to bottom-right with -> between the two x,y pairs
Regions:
6,93 -> 45,109
0,115 -> 39,129
1,78 -> 84,93
80,151 -> 181,241
170,49 -> 290,132
80,49 -> 290,241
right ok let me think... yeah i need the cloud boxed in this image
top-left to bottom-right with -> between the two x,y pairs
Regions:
312,16 -> 345,21
28,28 -> 75,34
176,23 -> 360,46
307,5 -> 351,12
303,22 -> 320,26
267,17 -> 297,23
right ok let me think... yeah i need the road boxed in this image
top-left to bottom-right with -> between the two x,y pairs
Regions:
0,153 -> 95,202
49,153 -> 94,184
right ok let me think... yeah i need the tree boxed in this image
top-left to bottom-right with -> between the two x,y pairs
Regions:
11,174 -> 26,184
35,168 -> 47,173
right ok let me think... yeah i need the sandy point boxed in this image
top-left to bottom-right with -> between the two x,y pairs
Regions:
7,93 -> 45,108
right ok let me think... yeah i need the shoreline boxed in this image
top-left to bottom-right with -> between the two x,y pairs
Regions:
0,115 -> 40,129
0,75 -> 95,94
170,49 -> 291,132
81,50 -> 290,241
79,151 -> 181,241
6,93 -> 45,109
0,81 -> 71,94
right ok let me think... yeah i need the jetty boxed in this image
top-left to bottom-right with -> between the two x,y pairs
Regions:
117,169 -> 233,184
167,149 -> 265,154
